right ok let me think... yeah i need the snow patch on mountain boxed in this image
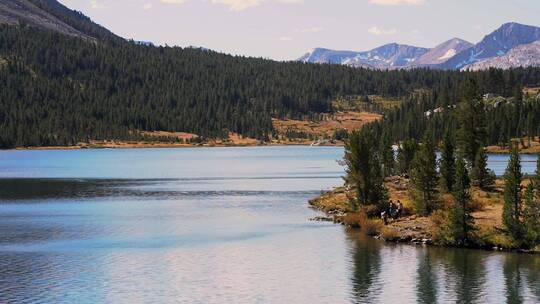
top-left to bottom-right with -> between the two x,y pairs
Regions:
463,40 -> 540,71
438,49 -> 456,61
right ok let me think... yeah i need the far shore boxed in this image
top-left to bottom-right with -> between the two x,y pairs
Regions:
9,140 -> 540,154
9,139 -> 345,151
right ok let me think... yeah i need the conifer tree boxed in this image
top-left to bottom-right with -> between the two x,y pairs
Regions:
456,80 -> 487,164
380,132 -> 395,177
344,131 -> 371,210
470,147 -> 495,189
397,139 -> 418,175
410,134 -> 438,215
503,145 -> 524,240
513,86 -> 524,137
523,183 -> 540,248
446,156 -> 475,245
370,152 -> 390,212
343,130 -> 387,210
439,131 -> 456,193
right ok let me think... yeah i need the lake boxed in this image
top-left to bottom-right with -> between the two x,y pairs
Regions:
0,146 -> 539,303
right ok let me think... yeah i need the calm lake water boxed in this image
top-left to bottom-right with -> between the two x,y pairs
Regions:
0,147 -> 538,303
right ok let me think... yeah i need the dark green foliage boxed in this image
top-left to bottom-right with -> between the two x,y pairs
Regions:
379,132 -> 395,177
470,147 -> 495,189
443,156 -> 476,246
410,134 -> 439,215
360,71 -> 540,156
523,183 -> 540,248
343,130 -> 387,211
456,80 -> 487,164
503,146 -> 524,240
332,128 -> 349,141
2,23 -> 540,148
396,139 -> 418,175
439,132 -> 456,193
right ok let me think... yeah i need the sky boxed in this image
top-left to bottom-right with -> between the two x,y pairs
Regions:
59,0 -> 540,61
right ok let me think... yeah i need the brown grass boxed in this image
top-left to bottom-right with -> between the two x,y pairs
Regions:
341,210 -> 383,235
141,130 -> 198,140
380,227 -> 400,240
523,87 -> 540,97
272,111 -> 382,141
309,188 -> 352,213
486,137 -> 540,154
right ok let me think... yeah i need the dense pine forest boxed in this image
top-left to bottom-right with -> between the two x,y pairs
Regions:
366,80 -> 540,147
1,23 -> 540,148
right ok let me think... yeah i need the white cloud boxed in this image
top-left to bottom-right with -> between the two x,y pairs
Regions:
368,26 -> 397,35
90,0 -> 106,9
296,26 -> 323,33
160,0 -> 302,11
143,3 -> 153,10
369,0 -> 425,6
161,0 -> 189,4
275,0 -> 304,3
210,0 -> 262,11
278,36 -> 293,41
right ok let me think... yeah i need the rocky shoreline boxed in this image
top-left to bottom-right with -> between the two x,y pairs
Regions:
309,178 -> 540,255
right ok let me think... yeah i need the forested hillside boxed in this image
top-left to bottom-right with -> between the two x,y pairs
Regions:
1,23 -> 540,148
365,80 -> 540,148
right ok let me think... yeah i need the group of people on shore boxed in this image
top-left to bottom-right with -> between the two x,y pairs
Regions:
381,200 -> 403,225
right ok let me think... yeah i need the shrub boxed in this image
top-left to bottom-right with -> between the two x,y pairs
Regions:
380,227 -> 400,241
341,210 -> 382,236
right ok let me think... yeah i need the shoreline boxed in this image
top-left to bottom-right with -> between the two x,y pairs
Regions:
309,178 -> 540,255
6,139 -> 539,154
8,140 -> 345,151
8,144 -> 540,153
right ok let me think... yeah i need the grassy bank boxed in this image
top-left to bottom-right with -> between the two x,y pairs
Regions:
486,137 -> 540,154
309,176 -> 540,253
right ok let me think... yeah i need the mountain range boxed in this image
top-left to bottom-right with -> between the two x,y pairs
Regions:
299,22 -> 540,71
2,2 -> 539,72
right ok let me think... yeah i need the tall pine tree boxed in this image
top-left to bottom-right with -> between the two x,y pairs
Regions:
445,156 -> 476,245
503,145 -> 524,241
456,79 -> 487,164
380,132 -> 395,177
439,131 -> 456,193
410,134 -> 439,215
397,139 -> 418,176
523,183 -> 540,248
344,130 -> 387,211
470,147 -> 495,189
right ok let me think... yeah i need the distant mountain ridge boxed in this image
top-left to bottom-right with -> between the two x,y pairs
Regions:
344,43 -> 429,69
0,0 -> 118,40
0,0 -> 90,38
299,22 -> 540,70
412,38 -> 473,67
439,22 -> 540,70
464,40 -> 540,71
299,43 -> 429,69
